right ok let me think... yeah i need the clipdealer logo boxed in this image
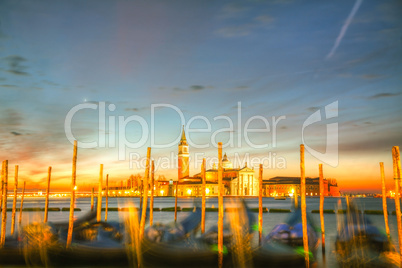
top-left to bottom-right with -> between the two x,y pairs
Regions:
63,101 -> 339,169
64,102 -> 286,161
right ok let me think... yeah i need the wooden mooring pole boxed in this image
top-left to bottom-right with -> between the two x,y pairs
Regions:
67,140 -> 77,248
44,166 -> 51,223
139,147 -> 151,240
140,180 -> 143,212
218,142 -> 224,268
0,160 -> 8,248
105,174 -> 109,222
150,161 -> 155,226
91,187 -> 94,211
319,164 -> 325,254
258,164 -> 263,246
11,165 -> 18,235
97,164 -> 103,222
300,145 -> 309,267
201,158 -> 206,234
0,164 -> 2,215
174,179 -> 178,222
392,146 -> 402,263
19,181 -> 26,225
240,171 -> 243,197
380,162 -> 390,239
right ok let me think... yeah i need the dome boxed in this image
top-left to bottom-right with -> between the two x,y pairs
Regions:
222,153 -> 233,169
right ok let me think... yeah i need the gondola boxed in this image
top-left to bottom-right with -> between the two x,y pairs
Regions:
0,206 -> 97,266
46,203 -> 150,266
47,221 -> 128,266
253,208 -> 319,267
141,206 -> 216,267
335,201 -> 395,267
142,200 -> 255,267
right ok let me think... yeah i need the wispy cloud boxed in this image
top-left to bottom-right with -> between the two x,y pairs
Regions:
84,100 -> 111,105
307,106 -> 320,112
254,15 -> 274,24
360,74 -> 385,80
125,106 -> 149,112
42,80 -> 59,86
2,55 -> 29,75
326,0 -> 363,59
215,4 -> 275,38
190,85 -> 206,91
0,108 -> 23,127
215,25 -> 253,37
0,84 -> 18,89
234,85 -> 249,90
219,3 -> 249,19
367,92 -> 401,99
172,85 -> 213,92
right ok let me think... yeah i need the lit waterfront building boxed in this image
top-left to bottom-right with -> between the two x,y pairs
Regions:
159,128 -> 259,197
146,128 -> 341,197
263,177 -> 340,197
157,128 -> 340,197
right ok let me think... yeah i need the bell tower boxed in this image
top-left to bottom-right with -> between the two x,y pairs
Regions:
178,126 -> 189,182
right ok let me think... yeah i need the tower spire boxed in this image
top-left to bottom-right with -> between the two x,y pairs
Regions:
180,125 -> 187,145
178,125 -> 189,181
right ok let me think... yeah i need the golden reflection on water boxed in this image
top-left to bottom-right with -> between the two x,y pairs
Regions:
125,204 -> 141,268
227,199 -> 253,268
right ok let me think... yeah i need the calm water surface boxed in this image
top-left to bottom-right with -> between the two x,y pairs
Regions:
2,196 -> 398,267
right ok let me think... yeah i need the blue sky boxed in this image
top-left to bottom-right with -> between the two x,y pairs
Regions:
0,0 -> 401,191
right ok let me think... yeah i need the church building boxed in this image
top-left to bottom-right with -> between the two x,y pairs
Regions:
175,127 -> 258,196
154,127 -> 340,197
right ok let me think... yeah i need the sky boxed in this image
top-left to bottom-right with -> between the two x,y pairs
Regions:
0,0 -> 401,192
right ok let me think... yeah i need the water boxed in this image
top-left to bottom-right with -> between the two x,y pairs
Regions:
1,196 -> 398,267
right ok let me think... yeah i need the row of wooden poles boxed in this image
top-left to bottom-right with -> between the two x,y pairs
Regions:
0,161 -> 46,248
1,143 -> 401,267
66,143 -> 156,247
296,146 -> 402,267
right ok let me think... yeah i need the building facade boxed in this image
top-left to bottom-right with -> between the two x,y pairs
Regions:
156,128 -> 259,196
151,128 -> 340,197
263,176 -> 340,197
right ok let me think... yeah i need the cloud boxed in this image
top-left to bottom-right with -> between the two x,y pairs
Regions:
190,85 -> 205,91
254,15 -> 274,23
360,74 -> 385,80
219,3 -> 249,19
0,109 -> 23,127
234,85 -> 249,90
42,80 -> 59,86
172,85 -> 212,92
2,55 -> 29,76
367,92 -> 401,99
0,84 -> 18,89
307,106 -> 320,112
216,4 -> 274,38
125,106 -> 149,112
0,84 -> 42,91
10,131 -> 22,136
84,100 -> 111,105
215,25 -> 252,37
